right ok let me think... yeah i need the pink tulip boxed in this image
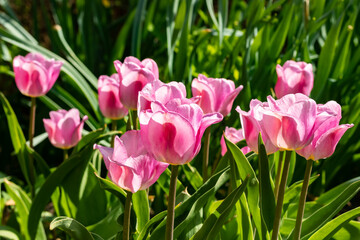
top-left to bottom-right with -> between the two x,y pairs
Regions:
13,53 -> 62,97
296,101 -> 353,160
98,74 -> 128,119
262,94 -> 317,150
192,74 -> 243,116
94,130 -> 169,193
236,100 -> 278,154
139,98 -> 223,165
275,60 -> 313,99
114,56 -> 159,110
138,79 -> 187,114
43,109 -> 88,149
220,127 -> 251,156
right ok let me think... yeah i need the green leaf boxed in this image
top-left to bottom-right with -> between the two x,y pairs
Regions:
27,145 -> 95,239
4,179 -> 46,240
332,220 -> 360,240
131,0 -> 147,58
50,216 -> 102,240
313,11 -> 345,98
132,190 -> 149,233
309,207 -> 360,240
191,176 -> 249,240
0,226 -> 22,240
156,168 -> 185,195
258,133 -> 275,232
182,163 -> 203,190
94,173 -> 127,203
225,137 -> 264,239
287,176 -> 360,239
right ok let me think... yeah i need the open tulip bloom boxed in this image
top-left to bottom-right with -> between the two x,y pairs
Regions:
114,56 -> 159,110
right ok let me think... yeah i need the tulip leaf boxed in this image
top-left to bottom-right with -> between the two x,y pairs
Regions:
4,179 -> 46,240
94,173 -> 127,203
313,11 -> 345,98
258,133 -> 275,232
225,137 -> 264,239
308,207 -> 360,240
0,226 -> 22,240
27,145 -> 95,239
182,163 -> 203,190
144,166 -> 230,240
72,128 -> 106,154
87,204 -> 123,239
286,176 -> 360,239
191,176 -> 249,240
132,190 -> 150,233
50,216 -> 103,240
332,220 -> 360,240
156,168 -> 185,195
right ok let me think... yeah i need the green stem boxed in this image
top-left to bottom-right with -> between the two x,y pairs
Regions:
274,151 -> 284,201
28,97 -> 36,199
63,149 -> 68,162
271,151 -> 292,240
165,165 -> 179,240
123,191 -> 133,240
202,127 -> 211,183
132,110 -> 138,130
293,160 -> 313,240
111,120 -> 117,148
304,0 -> 310,31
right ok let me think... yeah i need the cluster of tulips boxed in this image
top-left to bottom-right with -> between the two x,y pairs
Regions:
12,52 -> 353,240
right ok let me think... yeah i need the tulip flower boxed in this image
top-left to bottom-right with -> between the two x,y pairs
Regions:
98,74 -> 128,120
94,130 -> 169,193
139,98 -> 223,165
13,52 -> 62,97
114,56 -> 159,110
192,74 -> 243,116
138,79 -> 187,114
296,101 -> 353,160
236,100 -> 278,154
220,127 -> 251,156
43,108 -> 88,149
275,60 -> 313,99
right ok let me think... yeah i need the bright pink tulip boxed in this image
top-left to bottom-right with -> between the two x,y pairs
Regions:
139,98 -> 223,165
275,60 -> 313,98
138,79 -> 187,114
98,73 -> 128,119
262,94 -> 317,150
13,53 -> 62,97
114,56 -> 159,110
94,130 -> 169,193
236,100 -> 278,154
296,101 -> 353,160
192,74 -> 243,116
220,127 -> 251,156
43,109 -> 88,149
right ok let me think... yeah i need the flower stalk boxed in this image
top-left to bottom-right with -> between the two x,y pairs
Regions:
28,97 -> 36,198
111,120 -> 117,147
202,127 -> 211,183
63,149 -> 68,162
293,160 -> 313,240
274,151 -> 284,200
123,191 -> 133,240
165,165 -> 179,240
272,151 -> 292,240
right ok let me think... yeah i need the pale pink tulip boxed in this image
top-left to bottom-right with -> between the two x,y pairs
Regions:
220,127 -> 251,156
275,60 -> 313,98
94,130 -> 169,193
114,56 -> 158,109
296,101 -> 353,160
192,74 -> 243,116
43,109 -> 88,149
236,100 -> 278,154
13,53 -> 62,97
138,79 -> 187,114
98,74 -> 128,119
139,98 -> 223,165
